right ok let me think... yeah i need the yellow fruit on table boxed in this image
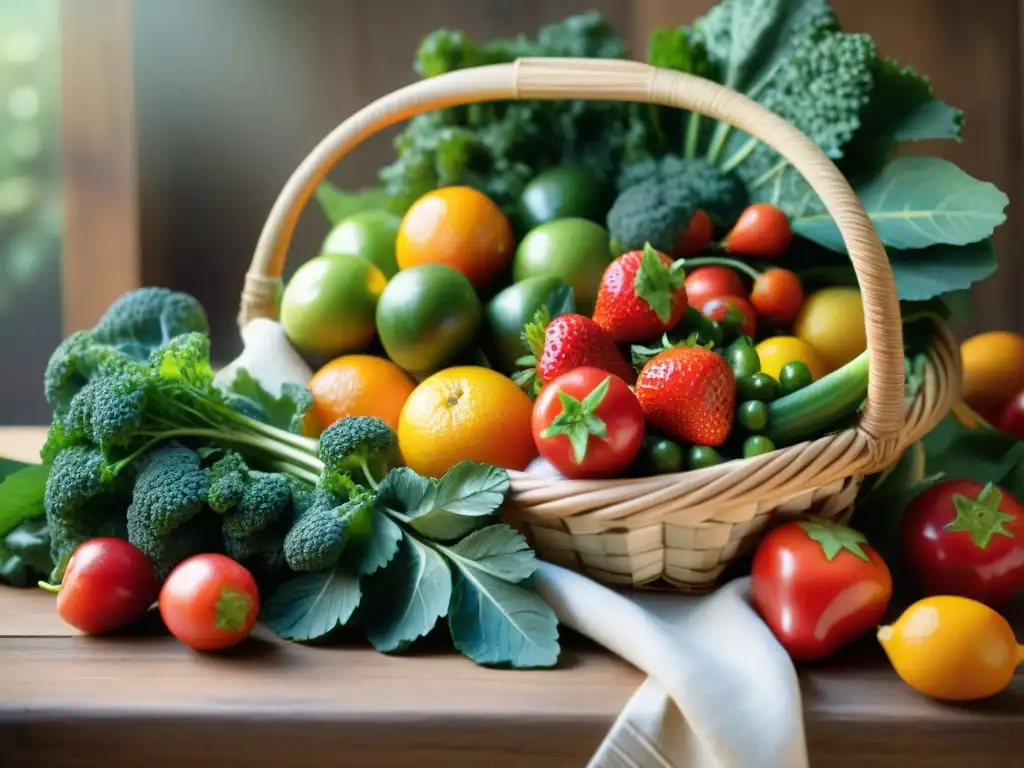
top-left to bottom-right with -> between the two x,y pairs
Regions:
878,595 -> 1023,701
398,366 -> 537,478
960,331 -> 1024,421
754,336 -> 830,382
308,355 -> 415,432
396,186 -> 514,289
793,287 -> 866,369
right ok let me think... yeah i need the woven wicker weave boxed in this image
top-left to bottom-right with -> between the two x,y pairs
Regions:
238,58 -> 960,592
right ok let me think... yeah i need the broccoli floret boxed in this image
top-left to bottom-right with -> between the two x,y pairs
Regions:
223,519 -> 289,573
206,451 -> 248,512
607,157 -> 748,254
283,487 -> 374,572
44,446 -> 130,575
92,286 -> 209,362
317,417 -> 400,490
128,511 -> 221,580
222,472 -> 292,539
127,443 -> 209,537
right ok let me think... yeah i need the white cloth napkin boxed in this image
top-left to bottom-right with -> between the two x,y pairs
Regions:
535,562 -> 809,768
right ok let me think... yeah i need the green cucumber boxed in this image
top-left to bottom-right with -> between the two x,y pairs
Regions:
765,350 -> 870,446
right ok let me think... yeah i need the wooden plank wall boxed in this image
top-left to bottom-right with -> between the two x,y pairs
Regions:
124,0 -> 1020,362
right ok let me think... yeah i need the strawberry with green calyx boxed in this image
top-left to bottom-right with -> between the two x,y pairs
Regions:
630,331 -> 716,370
592,243 -> 688,342
514,308 -> 636,395
635,344 -> 736,446
679,255 -> 804,326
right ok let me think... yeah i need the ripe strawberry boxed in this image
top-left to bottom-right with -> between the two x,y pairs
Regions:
635,346 -> 735,447
515,310 -> 635,394
593,244 -> 688,342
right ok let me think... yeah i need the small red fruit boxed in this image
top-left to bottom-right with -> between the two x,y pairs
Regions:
532,367 -> 645,479
751,268 -> 804,325
684,265 -> 747,312
518,311 -> 635,389
997,389 -> 1024,440
159,554 -> 260,651
676,209 -> 714,255
724,203 -> 792,258
635,345 -> 736,446
592,244 -> 688,342
700,295 -> 757,337
47,537 -> 160,635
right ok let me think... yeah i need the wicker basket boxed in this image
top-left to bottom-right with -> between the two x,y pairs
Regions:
237,58 -> 960,593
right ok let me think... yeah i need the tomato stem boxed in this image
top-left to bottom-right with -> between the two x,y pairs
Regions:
37,580 -> 60,594
674,256 -> 762,281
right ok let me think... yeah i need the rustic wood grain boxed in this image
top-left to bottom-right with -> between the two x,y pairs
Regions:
59,0 -> 141,335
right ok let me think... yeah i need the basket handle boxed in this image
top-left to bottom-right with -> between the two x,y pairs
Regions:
241,58 -> 905,446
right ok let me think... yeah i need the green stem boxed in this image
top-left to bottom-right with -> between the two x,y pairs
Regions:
684,111 -> 702,158
127,428 -> 324,475
750,159 -> 788,189
706,122 -> 733,163
719,136 -> 759,173
265,460 -> 321,486
37,581 -> 60,593
675,256 -> 762,281
359,459 -> 380,490
208,401 -> 319,455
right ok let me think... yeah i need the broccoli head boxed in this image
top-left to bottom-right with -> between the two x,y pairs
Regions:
317,417 -> 400,490
128,511 -> 221,580
608,157 -> 748,255
44,446 -> 130,576
222,472 -> 292,539
127,443 -> 209,537
206,451 -> 249,513
283,486 -> 374,572
92,287 -> 209,362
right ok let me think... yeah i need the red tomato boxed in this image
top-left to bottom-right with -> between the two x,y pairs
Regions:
701,295 -> 757,337
996,390 -> 1024,440
724,203 -> 792,258
675,209 -> 714,256
532,366 -> 644,479
159,554 -> 260,651
684,266 -> 747,312
751,268 -> 804,325
50,537 -> 160,634
899,480 -> 1024,608
752,518 -> 892,662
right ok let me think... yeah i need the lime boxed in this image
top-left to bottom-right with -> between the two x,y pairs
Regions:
322,210 -> 401,278
484,276 -> 571,373
376,264 -> 482,378
513,218 -> 612,313
519,165 -> 610,230
280,253 -> 387,360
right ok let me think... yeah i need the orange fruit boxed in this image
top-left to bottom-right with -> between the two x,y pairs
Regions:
396,186 -> 514,289
960,331 -> 1024,421
398,366 -> 537,478
308,355 -> 416,432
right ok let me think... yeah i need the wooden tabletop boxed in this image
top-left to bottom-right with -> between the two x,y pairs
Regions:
2,428 -> 1023,767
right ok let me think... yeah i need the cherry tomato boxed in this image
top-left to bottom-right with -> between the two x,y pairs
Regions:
996,389 -> 1024,440
751,268 -> 804,325
684,266 -> 746,312
899,480 -> 1024,608
700,295 -> 757,337
532,366 -> 645,479
724,203 -> 792,258
675,209 -> 714,255
48,537 -> 160,634
752,518 -> 892,662
159,554 -> 260,651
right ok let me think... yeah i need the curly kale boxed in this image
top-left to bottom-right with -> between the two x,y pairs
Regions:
608,157 -> 749,253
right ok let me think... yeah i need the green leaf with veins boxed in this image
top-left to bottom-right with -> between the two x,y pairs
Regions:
444,524 -> 537,582
889,240 -> 997,303
0,463 -> 49,539
260,566 -> 362,642
224,368 -> 313,434
349,506 -> 403,577
540,376 -> 611,464
947,483 -> 1016,550
633,243 -> 684,324
363,532 -> 452,652
798,518 -> 871,562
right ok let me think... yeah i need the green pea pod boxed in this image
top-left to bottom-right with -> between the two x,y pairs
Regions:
765,350 -> 871,446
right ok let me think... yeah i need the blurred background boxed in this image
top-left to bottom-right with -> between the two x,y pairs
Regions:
0,0 -> 1019,424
